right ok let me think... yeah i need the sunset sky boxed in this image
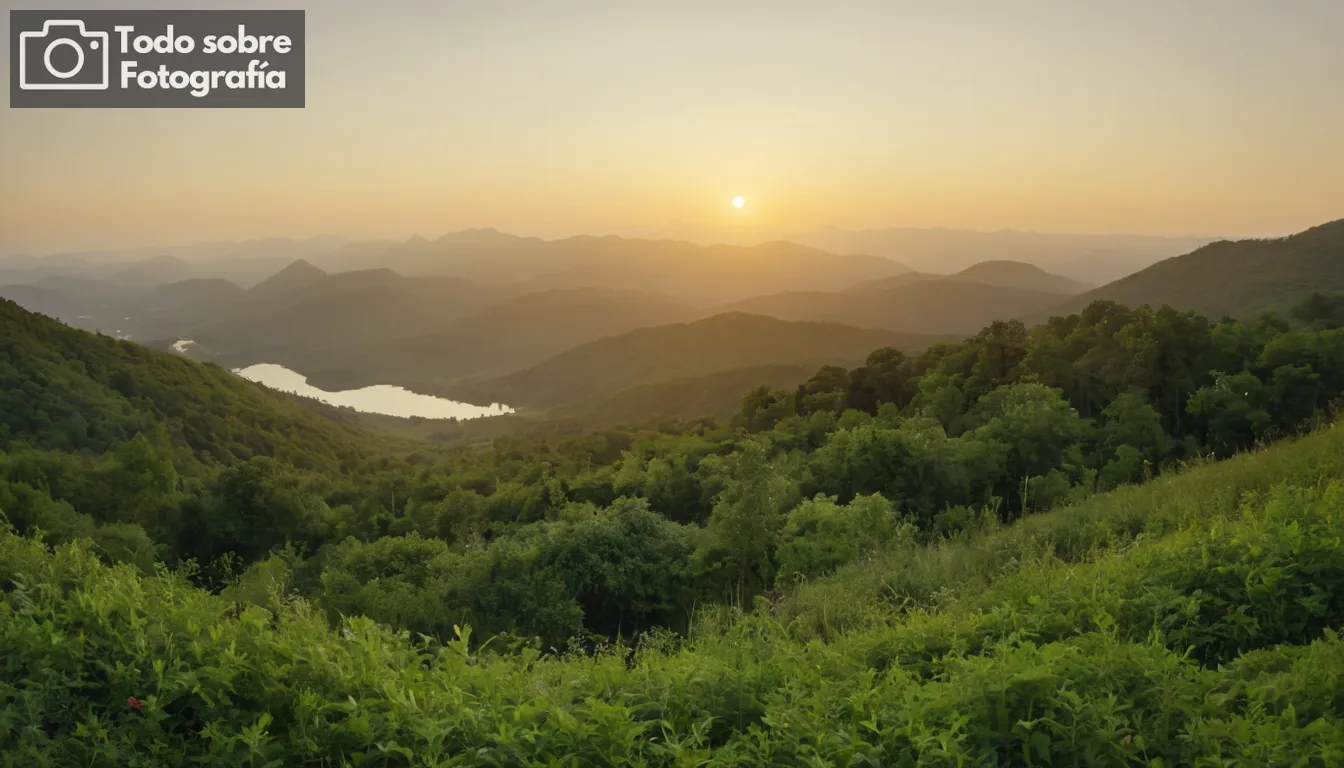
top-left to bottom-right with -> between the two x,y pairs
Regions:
3,0 -> 1343,254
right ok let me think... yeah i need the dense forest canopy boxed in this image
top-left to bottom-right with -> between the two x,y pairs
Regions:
6,291 -> 1344,645
7,400 -> 1344,763
7,283 -> 1344,762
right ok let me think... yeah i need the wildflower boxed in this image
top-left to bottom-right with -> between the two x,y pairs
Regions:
128,696 -> 142,711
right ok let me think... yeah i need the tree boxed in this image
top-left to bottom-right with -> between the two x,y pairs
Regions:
1095,393 -> 1172,488
178,456 -> 329,569
706,439 -> 797,604
95,432 -> 178,527
1187,371 -> 1272,457
775,493 -> 912,584
967,383 -> 1088,515
547,497 -> 695,637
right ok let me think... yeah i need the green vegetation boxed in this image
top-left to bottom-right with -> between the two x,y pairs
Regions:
547,363 -> 828,430
0,298 -> 377,466
5,426 -> 1344,763
1035,218 -> 1344,321
6,288 -> 1344,763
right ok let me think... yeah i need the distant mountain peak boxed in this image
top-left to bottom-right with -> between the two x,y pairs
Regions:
249,258 -> 328,294
958,259 -> 1048,273
278,257 -> 324,276
952,260 -> 1092,294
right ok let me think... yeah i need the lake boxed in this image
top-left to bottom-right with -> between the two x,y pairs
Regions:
233,362 -> 513,420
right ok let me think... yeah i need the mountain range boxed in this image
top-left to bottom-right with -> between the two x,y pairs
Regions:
786,227 -> 1215,285
314,230 -> 911,305
721,281 -> 1069,336
3,219 -> 1341,428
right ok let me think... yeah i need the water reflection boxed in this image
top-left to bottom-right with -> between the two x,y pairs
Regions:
234,363 -> 512,420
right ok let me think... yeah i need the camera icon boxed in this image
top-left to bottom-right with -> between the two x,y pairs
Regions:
18,20 -> 110,90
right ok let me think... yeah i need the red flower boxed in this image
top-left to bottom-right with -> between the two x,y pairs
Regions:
128,696 -> 142,710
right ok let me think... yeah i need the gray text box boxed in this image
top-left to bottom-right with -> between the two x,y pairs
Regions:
10,9 -> 305,108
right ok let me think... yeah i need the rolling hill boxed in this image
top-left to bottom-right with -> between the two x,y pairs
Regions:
0,260 -> 704,387
952,260 -> 1092,294
722,280 -> 1068,335
1024,219 -> 1344,323
548,362 -> 828,428
844,261 -> 1090,296
317,287 -> 703,390
478,312 -> 943,409
188,271 -> 511,367
789,226 -> 1214,285
843,272 -> 943,292
0,298 -> 379,465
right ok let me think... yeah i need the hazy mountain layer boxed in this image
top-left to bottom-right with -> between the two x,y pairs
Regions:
476,313 -> 946,409
790,227 -> 1214,285
722,280 -> 1068,335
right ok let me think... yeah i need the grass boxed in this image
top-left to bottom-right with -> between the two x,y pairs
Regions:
777,426 -> 1344,640
5,427 -> 1344,764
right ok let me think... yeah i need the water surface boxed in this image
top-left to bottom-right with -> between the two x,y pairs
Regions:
234,362 -> 512,420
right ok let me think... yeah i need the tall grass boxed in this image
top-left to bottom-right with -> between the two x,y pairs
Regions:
4,426 -> 1344,764
776,424 -> 1344,640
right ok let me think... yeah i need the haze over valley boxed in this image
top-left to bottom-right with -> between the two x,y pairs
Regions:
5,219 -> 1344,426
6,2 -> 1344,762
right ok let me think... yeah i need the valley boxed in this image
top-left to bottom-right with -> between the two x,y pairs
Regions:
6,222 -> 1343,432
4,4 -> 1342,758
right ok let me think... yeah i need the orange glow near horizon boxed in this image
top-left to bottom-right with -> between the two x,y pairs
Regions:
2,1 -> 1342,254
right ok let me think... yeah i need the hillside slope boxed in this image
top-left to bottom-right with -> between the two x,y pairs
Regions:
1026,219 -> 1344,322
303,287 -> 704,393
953,260 -> 1092,294
189,273 -> 510,368
0,298 -> 375,466
724,280 -> 1067,335
6,422 -> 1344,763
482,312 -> 941,408
790,226 -> 1214,284
549,362 -> 827,428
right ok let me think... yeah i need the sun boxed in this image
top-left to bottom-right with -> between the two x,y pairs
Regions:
731,196 -> 746,209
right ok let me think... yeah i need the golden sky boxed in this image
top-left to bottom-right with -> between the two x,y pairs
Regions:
3,0 -> 1343,254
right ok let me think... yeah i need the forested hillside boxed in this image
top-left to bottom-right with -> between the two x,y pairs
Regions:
6,411 -> 1344,763
7,292 -> 1344,631
6,291 -> 1344,762
1030,218 -> 1344,321
0,298 -> 378,466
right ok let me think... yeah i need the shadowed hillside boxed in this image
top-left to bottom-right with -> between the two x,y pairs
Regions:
297,287 -> 703,391
723,280 -> 1067,335
953,260 -> 1092,294
481,312 -> 944,408
791,226 -> 1214,284
1025,219 -> 1344,323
